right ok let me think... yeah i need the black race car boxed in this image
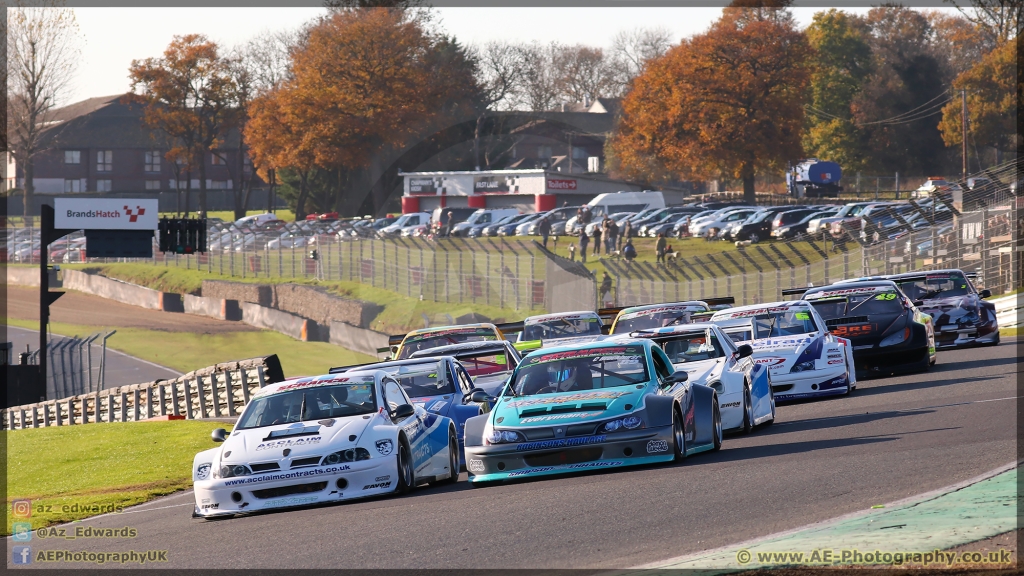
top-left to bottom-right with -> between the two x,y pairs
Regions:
798,281 -> 936,377
881,270 -> 999,349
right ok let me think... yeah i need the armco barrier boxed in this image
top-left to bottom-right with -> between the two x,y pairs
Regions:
184,294 -> 242,321
241,302 -> 318,341
992,294 -> 1021,329
329,321 -> 389,357
61,269 -> 183,312
4,356 -> 284,430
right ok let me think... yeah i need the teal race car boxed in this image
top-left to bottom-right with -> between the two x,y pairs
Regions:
463,339 -> 722,486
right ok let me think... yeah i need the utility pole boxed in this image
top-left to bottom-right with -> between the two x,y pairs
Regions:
961,89 -> 968,181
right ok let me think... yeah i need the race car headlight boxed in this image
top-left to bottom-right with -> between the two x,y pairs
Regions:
602,416 -> 644,432
216,464 -> 251,479
790,360 -> 815,373
485,429 -> 523,445
880,327 -> 910,347
322,448 -> 371,465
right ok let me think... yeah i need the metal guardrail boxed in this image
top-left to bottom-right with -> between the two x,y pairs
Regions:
4,358 -> 269,430
992,294 -> 1021,329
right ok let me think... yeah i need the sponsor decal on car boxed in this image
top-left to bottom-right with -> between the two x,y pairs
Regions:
374,475 -> 391,482
195,463 -> 211,480
261,496 -> 318,509
619,305 -> 706,320
830,324 -> 875,337
255,437 -> 322,451
519,411 -> 604,423
375,439 -> 394,456
506,390 -> 631,408
406,327 -> 496,342
528,346 -> 632,364
515,435 -> 607,451
506,460 -> 625,477
362,482 -> 392,490
715,305 -> 805,319
646,439 -> 669,453
524,313 -> 599,325
752,357 -> 787,366
223,465 -> 351,486
805,285 -> 893,299
413,442 -> 432,462
468,459 -> 485,473
721,401 -> 741,408
201,503 -> 219,510
828,359 -> 844,364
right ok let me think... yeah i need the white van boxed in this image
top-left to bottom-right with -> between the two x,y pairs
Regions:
451,208 -> 521,237
565,191 -> 665,234
378,212 -> 430,238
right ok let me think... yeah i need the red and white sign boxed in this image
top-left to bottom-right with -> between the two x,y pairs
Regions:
546,178 -> 577,190
54,198 -> 159,230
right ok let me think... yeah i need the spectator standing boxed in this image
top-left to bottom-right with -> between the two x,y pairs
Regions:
579,228 -> 590,263
599,272 -> 614,306
538,216 -> 551,248
444,211 -> 454,237
622,219 -> 632,247
607,218 -> 619,252
656,233 -> 667,265
592,223 -> 602,256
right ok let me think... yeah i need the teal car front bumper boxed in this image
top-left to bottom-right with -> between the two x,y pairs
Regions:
464,425 -> 675,483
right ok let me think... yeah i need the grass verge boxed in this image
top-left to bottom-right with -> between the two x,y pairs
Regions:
4,420 -> 231,535
5,318 -> 374,376
997,327 -> 1018,337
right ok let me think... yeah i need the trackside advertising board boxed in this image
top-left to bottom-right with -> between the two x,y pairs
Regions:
54,198 -> 158,230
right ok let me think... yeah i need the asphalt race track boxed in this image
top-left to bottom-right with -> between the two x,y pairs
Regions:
10,339 -> 1017,570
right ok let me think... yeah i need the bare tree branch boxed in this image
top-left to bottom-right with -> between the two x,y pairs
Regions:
607,27 -> 673,96
6,0 -> 82,222
948,0 -> 1021,42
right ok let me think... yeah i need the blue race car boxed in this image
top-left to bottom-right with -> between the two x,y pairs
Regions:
330,357 -> 490,466
462,339 -> 722,486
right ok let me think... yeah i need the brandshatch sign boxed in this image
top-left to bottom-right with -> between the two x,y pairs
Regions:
54,198 -> 158,230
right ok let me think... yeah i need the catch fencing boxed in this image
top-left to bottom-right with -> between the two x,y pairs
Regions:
4,357 -> 272,430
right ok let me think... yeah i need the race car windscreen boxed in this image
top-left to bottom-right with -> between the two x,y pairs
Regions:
896,273 -> 971,300
522,316 -> 602,341
613,306 -> 708,333
809,291 -> 904,320
751,309 -> 820,339
375,361 -> 455,398
458,352 -> 513,377
510,345 -> 649,396
237,383 -> 377,429
722,326 -> 754,343
658,332 -> 726,363
398,330 -> 499,359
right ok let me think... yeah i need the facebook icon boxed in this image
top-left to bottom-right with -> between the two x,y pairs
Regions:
12,546 -> 33,565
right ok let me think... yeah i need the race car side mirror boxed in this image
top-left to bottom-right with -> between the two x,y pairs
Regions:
211,428 -> 227,443
663,371 -> 688,385
913,300 -> 925,307
979,289 -> 991,299
469,390 -> 493,404
736,344 -> 753,359
393,404 -> 416,419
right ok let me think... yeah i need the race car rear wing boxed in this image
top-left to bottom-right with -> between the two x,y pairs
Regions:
494,321 -> 525,338
387,333 -> 404,347
597,297 -> 736,322
781,287 -> 811,298
689,311 -> 716,323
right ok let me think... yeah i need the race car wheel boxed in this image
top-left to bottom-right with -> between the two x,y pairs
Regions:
442,431 -> 459,485
672,407 -> 686,462
712,402 -> 723,451
395,440 -> 414,495
741,387 -> 754,434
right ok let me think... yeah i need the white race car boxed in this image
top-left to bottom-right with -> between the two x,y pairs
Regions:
517,310 -> 607,349
192,370 -> 458,518
612,323 -> 775,433
710,301 -> 857,402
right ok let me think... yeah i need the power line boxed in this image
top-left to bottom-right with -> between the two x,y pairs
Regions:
805,89 -> 953,127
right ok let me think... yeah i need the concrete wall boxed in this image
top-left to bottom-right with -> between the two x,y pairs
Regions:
184,294 -> 241,321
202,280 -> 272,307
241,302 -> 318,341
6,267 -> 39,287
61,269 -> 183,312
329,321 -> 389,357
202,280 -> 380,328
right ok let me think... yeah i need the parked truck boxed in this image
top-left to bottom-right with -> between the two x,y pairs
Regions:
787,159 -> 842,198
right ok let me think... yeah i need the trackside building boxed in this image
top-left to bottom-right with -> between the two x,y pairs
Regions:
399,169 -> 692,214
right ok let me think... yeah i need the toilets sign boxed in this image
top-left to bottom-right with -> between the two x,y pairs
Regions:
54,198 -> 158,230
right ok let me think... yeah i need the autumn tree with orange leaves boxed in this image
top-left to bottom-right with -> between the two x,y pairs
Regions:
129,34 -> 237,215
609,4 -> 810,203
247,8 -> 480,216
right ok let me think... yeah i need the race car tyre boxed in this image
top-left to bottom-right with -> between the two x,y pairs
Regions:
712,402 -> 723,451
672,407 -> 686,462
395,439 -> 414,495
763,391 -> 777,426
843,372 -> 853,395
741,387 -> 754,434
442,431 -> 459,485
